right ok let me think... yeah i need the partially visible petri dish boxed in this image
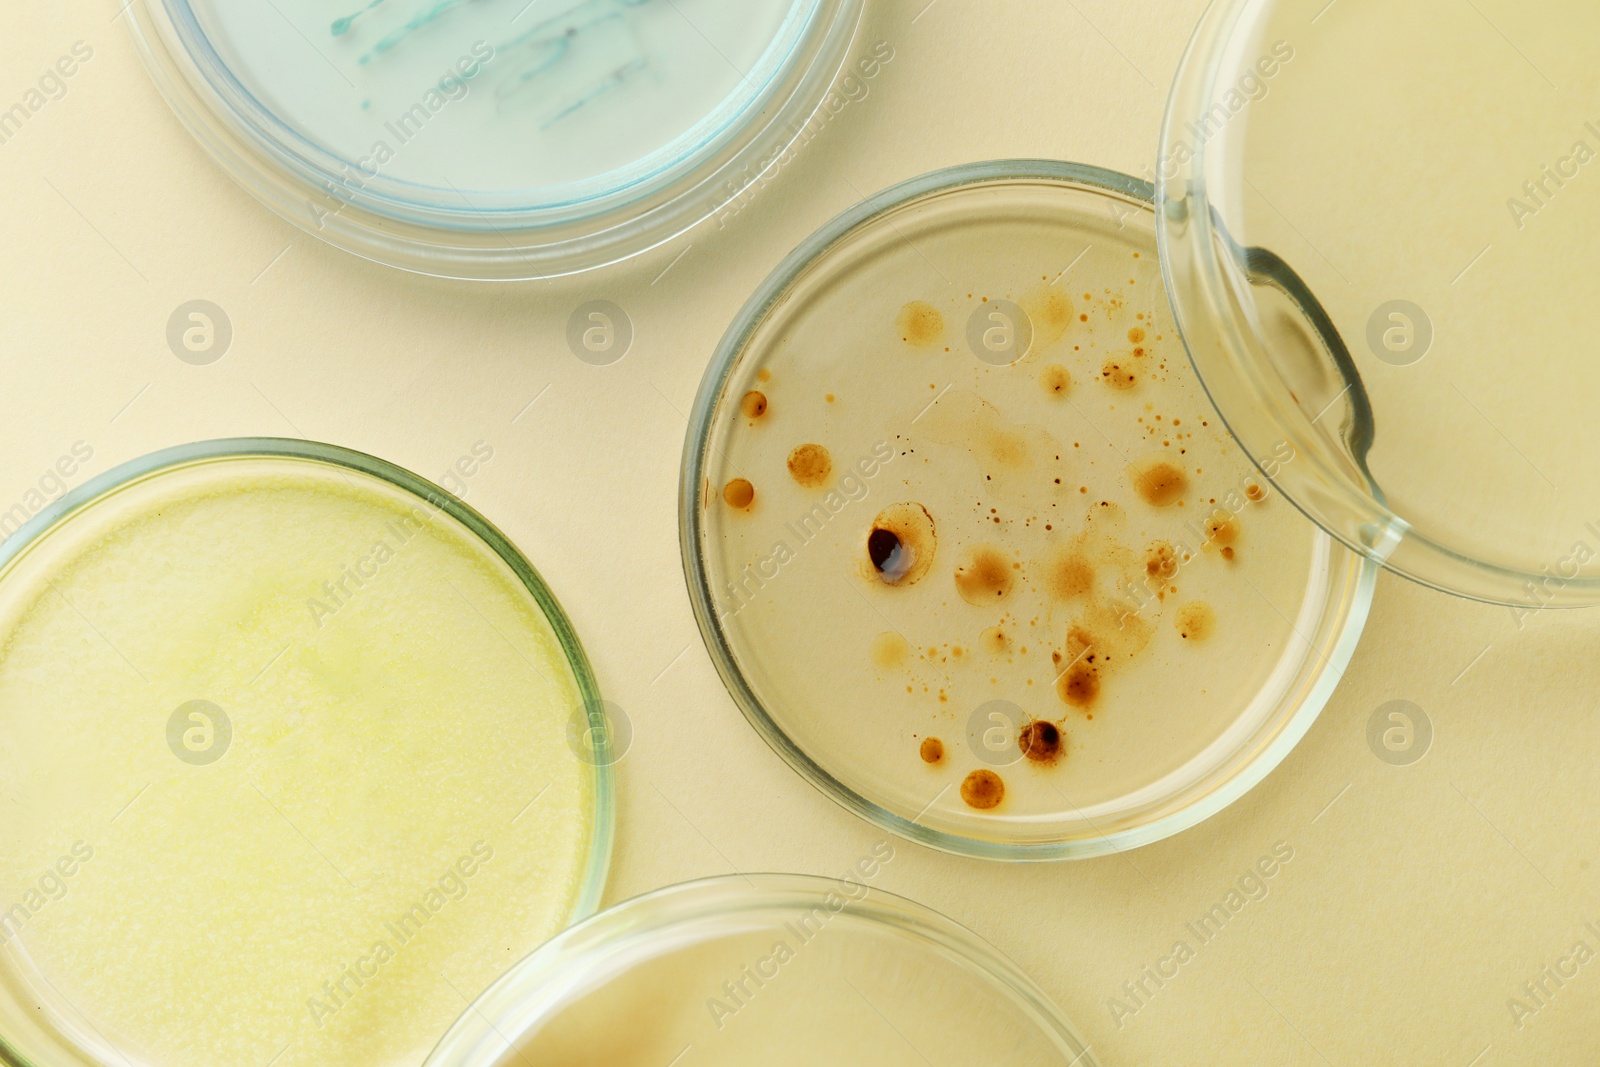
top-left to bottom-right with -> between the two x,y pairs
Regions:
125,0 -> 863,278
423,873 -> 1097,1067
0,439 -> 613,1067
681,161 -> 1376,861
1161,0 -> 1600,606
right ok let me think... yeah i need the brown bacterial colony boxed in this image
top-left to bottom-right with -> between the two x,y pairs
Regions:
1039,364 -> 1070,396
866,503 -> 936,586
1174,601 -> 1217,641
919,737 -> 945,764
786,443 -> 833,487
1044,549 -> 1094,601
980,625 -> 1009,654
1145,541 -> 1178,582
1022,288 -> 1075,342
952,544 -> 1015,605
1101,358 -> 1137,390
722,478 -> 755,509
960,769 -> 1005,809
871,631 -> 910,668
1018,720 -> 1063,764
1130,458 -> 1189,507
896,300 -> 945,346
741,390 -> 769,419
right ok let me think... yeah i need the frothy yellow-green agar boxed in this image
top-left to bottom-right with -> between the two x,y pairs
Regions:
0,463 -> 593,1067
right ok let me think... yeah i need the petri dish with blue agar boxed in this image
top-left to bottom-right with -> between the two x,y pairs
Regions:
126,0 -> 863,277
1161,0 -> 1600,606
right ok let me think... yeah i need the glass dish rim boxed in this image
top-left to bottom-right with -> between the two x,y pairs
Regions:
1156,0 -> 1600,607
122,0 -> 865,279
678,158 -> 1378,862
423,872 -> 1098,1067
0,437 -> 615,1067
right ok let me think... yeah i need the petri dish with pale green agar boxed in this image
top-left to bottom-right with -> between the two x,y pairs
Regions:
424,874 -> 1098,1067
124,0 -> 863,278
0,440 -> 613,1067
1162,0 -> 1600,606
682,162 -> 1376,861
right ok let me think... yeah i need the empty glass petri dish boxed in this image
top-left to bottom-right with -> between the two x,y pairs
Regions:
1161,0 -> 1600,607
125,0 -> 863,278
681,161 -> 1375,860
423,873 -> 1097,1066
0,439 -> 613,1067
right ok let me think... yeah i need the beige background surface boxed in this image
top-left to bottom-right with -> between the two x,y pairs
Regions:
5,1 -> 1600,1064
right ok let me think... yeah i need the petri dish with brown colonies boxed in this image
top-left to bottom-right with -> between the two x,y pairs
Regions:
681,161 -> 1375,860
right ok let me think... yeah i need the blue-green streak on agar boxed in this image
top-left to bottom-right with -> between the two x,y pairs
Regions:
493,0 -> 654,116
330,0 -> 391,36
538,56 -> 646,128
498,0 -> 639,55
357,0 -> 482,64
325,0 -> 658,129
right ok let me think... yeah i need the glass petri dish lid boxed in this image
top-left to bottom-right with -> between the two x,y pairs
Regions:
0,439 -> 614,1067
126,0 -> 863,278
424,873 -> 1098,1066
1161,0 -> 1600,607
681,161 -> 1375,861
